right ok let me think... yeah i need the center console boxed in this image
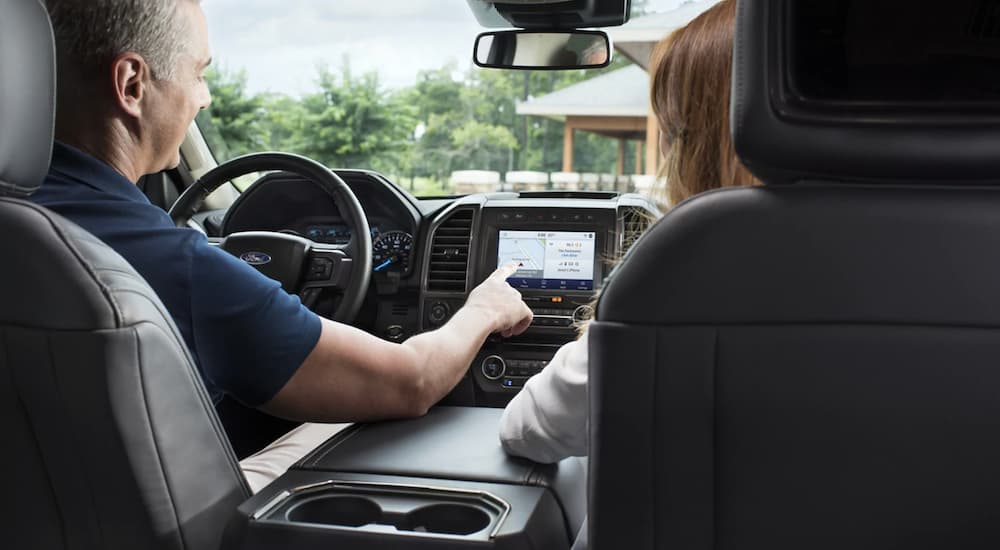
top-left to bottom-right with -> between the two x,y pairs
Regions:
473,208 -> 610,394
421,193 -> 658,406
225,407 -> 587,549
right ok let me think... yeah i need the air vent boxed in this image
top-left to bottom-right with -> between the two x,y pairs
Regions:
620,207 -> 653,257
428,208 -> 474,292
391,303 -> 410,317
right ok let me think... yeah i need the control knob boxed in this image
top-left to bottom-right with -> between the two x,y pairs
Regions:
385,325 -> 405,341
427,301 -> 452,326
573,304 -> 595,323
481,355 -> 506,380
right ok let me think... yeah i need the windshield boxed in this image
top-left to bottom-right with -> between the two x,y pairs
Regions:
198,0 -> 678,197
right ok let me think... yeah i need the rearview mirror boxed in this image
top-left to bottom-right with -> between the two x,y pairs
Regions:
473,30 -> 612,70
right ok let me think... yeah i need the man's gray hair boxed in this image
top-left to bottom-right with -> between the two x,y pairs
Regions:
47,0 -> 200,80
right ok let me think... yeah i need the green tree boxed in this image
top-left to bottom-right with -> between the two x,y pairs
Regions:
202,67 -> 263,157
402,67 -> 467,180
451,120 -> 519,171
256,94 -> 306,153
200,52 -> 640,193
293,63 -> 415,169
412,64 -> 464,122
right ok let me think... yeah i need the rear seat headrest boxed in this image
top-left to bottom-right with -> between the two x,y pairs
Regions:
732,0 -> 1000,186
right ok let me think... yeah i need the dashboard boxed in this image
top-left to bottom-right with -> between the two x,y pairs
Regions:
423,195 -> 657,405
211,169 -> 659,406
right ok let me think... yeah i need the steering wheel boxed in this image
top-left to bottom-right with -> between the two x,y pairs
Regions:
168,152 -> 372,323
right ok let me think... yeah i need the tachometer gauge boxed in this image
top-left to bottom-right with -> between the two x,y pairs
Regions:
372,231 -> 413,273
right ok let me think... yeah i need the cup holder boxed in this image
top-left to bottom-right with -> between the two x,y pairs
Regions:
286,496 -> 382,528
262,481 -> 509,541
401,503 -> 492,536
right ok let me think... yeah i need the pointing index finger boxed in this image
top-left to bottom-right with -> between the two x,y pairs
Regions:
494,262 -> 519,280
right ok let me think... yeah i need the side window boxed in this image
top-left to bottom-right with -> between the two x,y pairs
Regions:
195,109 -> 233,164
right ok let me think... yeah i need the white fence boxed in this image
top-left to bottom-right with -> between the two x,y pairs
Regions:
450,170 -> 502,195
505,171 -> 549,192
450,170 -> 663,195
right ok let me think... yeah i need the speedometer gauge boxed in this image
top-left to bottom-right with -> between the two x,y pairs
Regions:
372,231 -> 413,273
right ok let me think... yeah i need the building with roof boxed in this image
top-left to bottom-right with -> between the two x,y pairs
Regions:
516,0 -> 719,176
517,65 -> 656,176
611,0 -> 722,69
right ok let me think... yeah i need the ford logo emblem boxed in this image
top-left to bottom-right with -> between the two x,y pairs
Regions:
240,251 -> 272,266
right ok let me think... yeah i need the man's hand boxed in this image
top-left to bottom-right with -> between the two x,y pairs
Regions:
466,263 -> 534,338
264,263 -> 534,422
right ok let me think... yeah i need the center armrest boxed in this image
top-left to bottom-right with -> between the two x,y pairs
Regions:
293,406 -> 587,532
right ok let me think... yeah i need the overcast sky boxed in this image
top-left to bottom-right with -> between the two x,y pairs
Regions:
202,0 -> 690,95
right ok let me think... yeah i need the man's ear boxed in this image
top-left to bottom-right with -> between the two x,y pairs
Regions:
110,52 -> 150,119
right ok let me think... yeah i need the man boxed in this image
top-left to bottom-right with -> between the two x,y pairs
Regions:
36,0 -> 533,491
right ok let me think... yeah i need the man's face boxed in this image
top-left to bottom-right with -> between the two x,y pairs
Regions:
144,1 -> 212,173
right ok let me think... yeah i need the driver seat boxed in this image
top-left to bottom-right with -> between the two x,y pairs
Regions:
0,1 -> 249,548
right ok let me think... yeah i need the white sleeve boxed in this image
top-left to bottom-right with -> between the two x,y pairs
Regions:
498,331 -> 590,463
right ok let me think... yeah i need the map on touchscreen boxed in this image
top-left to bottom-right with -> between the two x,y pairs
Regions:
498,230 -> 596,290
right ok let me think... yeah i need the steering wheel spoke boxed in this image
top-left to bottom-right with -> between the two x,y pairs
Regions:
303,246 -> 354,290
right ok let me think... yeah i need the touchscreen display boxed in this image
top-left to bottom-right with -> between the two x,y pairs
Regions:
498,230 -> 596,291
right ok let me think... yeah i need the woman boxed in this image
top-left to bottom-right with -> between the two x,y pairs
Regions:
499,0 -> 760,463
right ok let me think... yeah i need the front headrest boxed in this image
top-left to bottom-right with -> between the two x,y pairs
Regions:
732,0 -> 1000,185
0,0 -> 55,198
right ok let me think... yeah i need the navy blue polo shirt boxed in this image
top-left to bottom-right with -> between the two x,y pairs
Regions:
32,141 -> 322,407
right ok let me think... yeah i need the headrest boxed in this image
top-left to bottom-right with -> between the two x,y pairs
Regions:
0,0 -> 55,198
732,0 -> 1000,185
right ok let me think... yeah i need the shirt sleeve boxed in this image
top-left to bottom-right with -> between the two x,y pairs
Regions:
188,239 -> 322,407
498,331 -> 590,463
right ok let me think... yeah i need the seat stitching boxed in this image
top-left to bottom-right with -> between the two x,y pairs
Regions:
652,327 -> 660,550
131,318 -> 250,492
0,199 -> 122,327
711,328 -> 719,550
131,326 -> 187,550
46,331 -> 107,547
105,288 -> 194,361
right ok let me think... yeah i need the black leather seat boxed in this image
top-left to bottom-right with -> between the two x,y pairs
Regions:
588,1 -> 1000,549
1,1 -> 249,548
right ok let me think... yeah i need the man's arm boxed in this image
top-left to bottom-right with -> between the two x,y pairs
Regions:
261,264 -> 532,422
